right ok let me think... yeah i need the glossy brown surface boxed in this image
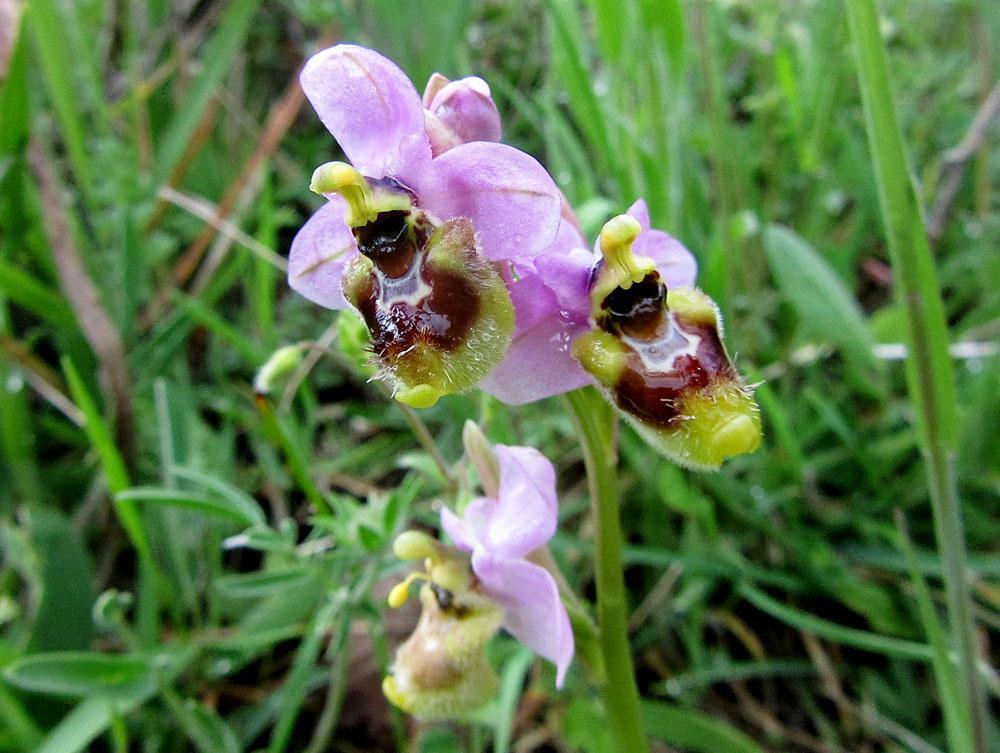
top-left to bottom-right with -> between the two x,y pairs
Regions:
598,275 -> 735,428
354,260 -> 481,357
354,210 -> 417,278
602,273 -> 666,338
615,318 -> 735,427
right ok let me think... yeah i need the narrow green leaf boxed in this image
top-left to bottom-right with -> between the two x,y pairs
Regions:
116,486 -> 263,528
0,681 -> 43,751
169,465 -> 266,525
60,357 -> 130,494
36,697 -> 148,753
166,694 -> 241,753
0,19 -> 30,156
27,1 -> 96,202
844,1 -> 982,748
642,700 -> 766,753
739,583 -> 933,661
0,260 -> 76,328
586,0 -> 626,63
896,513 -> 971,753
152,0 -> 262,187
215,569 -> 314,600
491,646 -> 534,753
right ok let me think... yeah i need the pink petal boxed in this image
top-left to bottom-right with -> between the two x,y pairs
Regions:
505,262 -> 561,337
422,72 -> 451,107
478,313 -> 592,404
423,142 -> 561,261
635,230 -> 697,289
472,553 -> 574,687
287,199 -> 357,310
533,244 -> 595,318
624,199 -> 697,288
300,44 -> 431,181
440,506 -> 475,551
427,76 -> 502,145
484,446 -> 557,558
626,198 -> 651,230
441,497 -> 493,551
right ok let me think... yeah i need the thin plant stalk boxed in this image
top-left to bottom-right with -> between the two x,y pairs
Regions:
566,388 -> 649,753
843,2 -> 985,751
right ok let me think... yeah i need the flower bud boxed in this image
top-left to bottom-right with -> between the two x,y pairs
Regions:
573,216 -> 762,469
423,74 -> 502,155
253,344 -> 306,396
461,420 -> 500,498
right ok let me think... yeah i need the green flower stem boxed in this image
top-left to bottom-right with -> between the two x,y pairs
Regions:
844,2 -> 985,752
566,388 -> 649,753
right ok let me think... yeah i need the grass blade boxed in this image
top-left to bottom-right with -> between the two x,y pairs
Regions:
843,2 -> 984,750
152,0 -> 262,189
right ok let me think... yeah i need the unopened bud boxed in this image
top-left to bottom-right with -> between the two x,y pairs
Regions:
254,344 -> 305,396
393,530 -> 439,561
461,421 -> 500,498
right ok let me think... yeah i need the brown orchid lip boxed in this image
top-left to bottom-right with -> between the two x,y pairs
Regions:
354,249 -> 482,357
597,277 -> 737,429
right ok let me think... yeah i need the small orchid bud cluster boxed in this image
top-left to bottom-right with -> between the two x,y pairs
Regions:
383,424 -> 573,718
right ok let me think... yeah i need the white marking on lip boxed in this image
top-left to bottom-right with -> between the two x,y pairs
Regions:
622,313 -> 701,373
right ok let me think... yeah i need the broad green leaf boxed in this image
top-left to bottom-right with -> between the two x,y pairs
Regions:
3,652 -> 154,699
24,508 -> 94,652
764,225 -> 882,377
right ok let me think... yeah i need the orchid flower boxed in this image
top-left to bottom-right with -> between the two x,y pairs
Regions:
572,204 -> 762,469
480,198 -> 698,404
288,45 -> 561,408
440,444 -> 574,687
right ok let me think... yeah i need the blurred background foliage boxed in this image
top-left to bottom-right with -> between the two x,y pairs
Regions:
0,0 -> 997,751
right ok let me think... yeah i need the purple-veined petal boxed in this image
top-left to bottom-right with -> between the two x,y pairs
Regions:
472,552 -> 574,687
287,199 -> 357,310
427,76 -> 502,145
300,44 -> 431,180
483,446 -> 556,558
424,142 -> 561,261
626,199 -> 698,288
478,311 -> 591,405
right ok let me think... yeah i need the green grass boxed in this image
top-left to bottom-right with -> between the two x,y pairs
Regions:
0,1 -> 997,752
